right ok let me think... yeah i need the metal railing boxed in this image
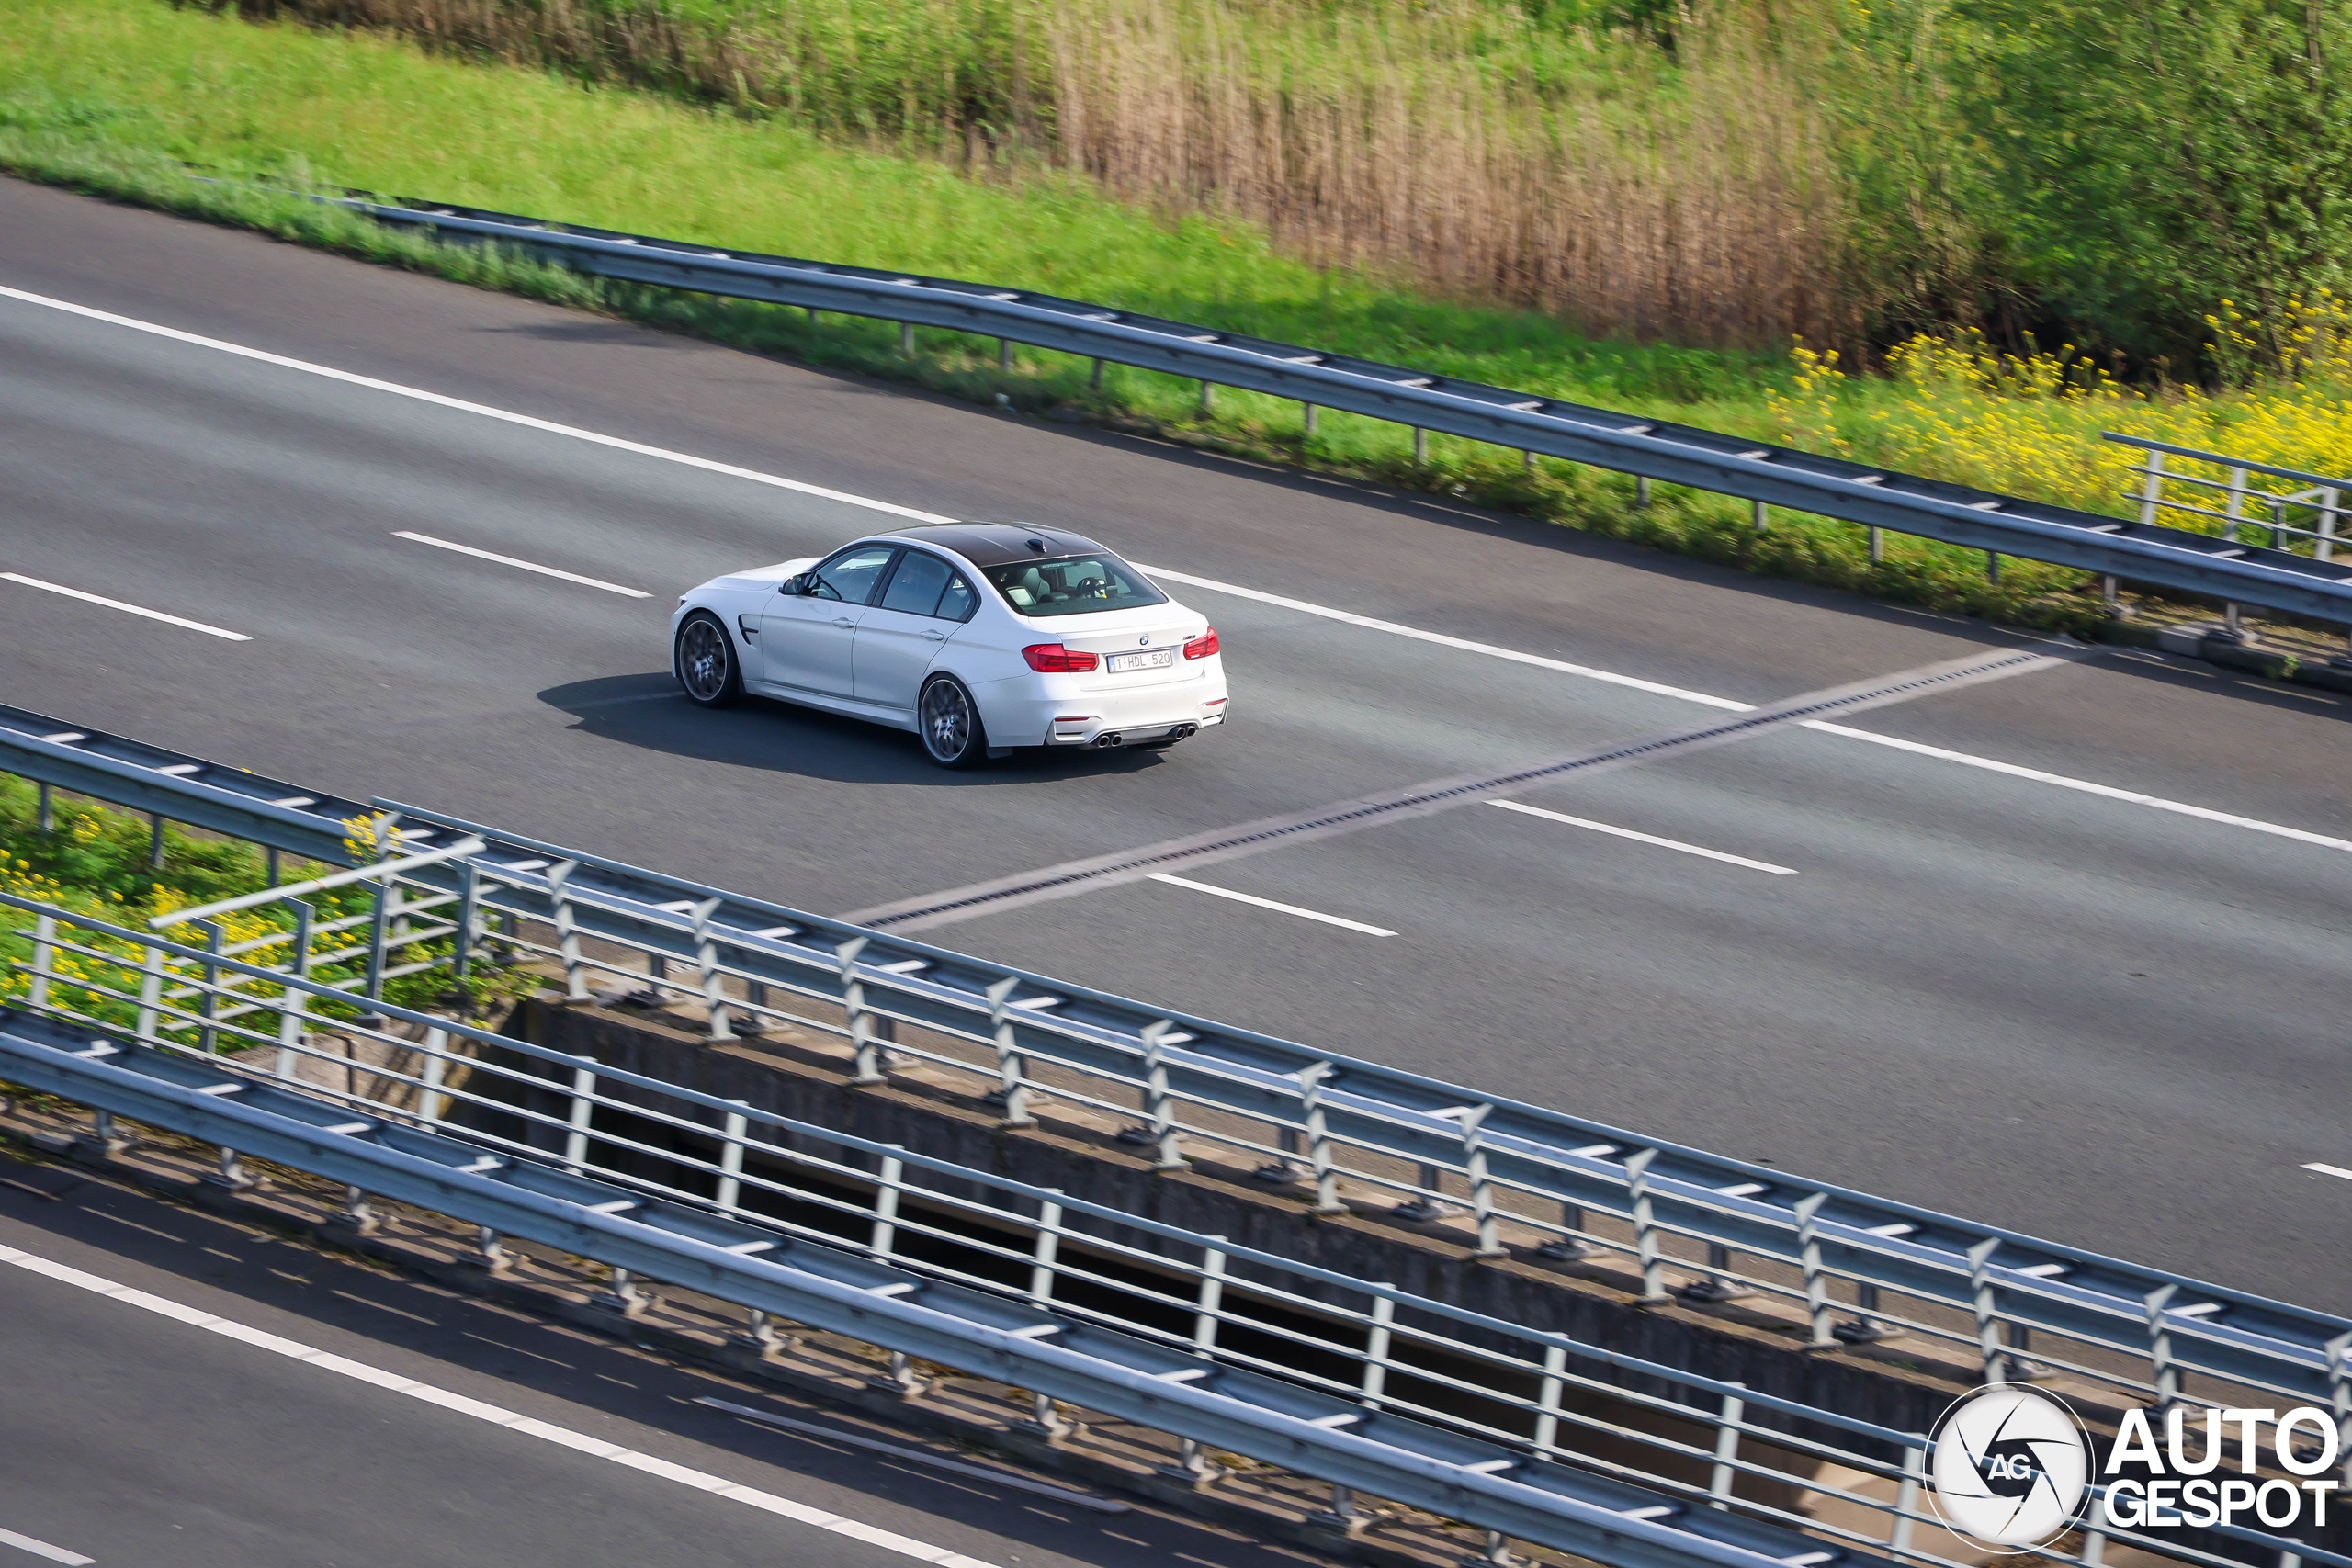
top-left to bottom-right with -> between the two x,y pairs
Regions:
2105,434 -> 2352,642
3,712 -> 2349,1489
296,191 -> 2352,628
2,901 -> 2342,1568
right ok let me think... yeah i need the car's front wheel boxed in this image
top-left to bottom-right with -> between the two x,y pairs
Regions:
918,674 -> 988,768
674,612 -> 743,707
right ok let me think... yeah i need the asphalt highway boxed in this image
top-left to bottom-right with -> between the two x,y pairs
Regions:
1,176 -> 2347,1311
0,1156 -> 1309,1568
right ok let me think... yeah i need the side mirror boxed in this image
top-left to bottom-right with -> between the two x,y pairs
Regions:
780,574 -> 809,595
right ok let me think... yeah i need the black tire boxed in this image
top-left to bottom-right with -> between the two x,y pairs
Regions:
918,674 -> 988,768
674,611 -> 743,708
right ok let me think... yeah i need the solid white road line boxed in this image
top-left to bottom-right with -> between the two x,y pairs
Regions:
2305,1163 -> 2352,1181
1132,564 -> 1748,710
1488,799 -> 1798,874
1,572 -> 252,641
0,1242 -> 1002,1568
394,531 -> 650,597
0,284 -> 953,525
14,283 -> 2350,864
1147,872 -> 1396,935
0,1528 -> 93,1566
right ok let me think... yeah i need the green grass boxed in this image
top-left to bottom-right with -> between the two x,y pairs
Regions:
0,0 -> 2137,633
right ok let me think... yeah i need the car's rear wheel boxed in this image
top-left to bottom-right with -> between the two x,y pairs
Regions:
674,612 -> 742,707
919,674 -> 987,768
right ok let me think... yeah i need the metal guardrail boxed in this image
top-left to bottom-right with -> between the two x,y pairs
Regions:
1,908 -> 2342,1568
313,192 -> 2352,626
4,715 -> 2348,1467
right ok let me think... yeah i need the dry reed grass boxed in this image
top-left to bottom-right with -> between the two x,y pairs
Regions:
197,0 -> 1864,350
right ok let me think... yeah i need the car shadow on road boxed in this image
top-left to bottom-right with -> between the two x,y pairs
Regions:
537,673 -> 1174,785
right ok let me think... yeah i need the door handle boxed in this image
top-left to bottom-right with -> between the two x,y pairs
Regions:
921,628 -> 948,640
832,616 -> 857,628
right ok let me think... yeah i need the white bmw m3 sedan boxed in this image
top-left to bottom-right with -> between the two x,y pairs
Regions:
670,523 -> 1228,767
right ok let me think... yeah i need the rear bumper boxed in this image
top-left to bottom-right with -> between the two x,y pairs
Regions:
978,676 -> 1229,748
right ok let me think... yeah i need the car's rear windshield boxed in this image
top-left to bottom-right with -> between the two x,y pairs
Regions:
983,554 -> 1167,617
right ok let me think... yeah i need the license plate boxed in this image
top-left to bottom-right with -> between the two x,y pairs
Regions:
1105,648 -> 1176,672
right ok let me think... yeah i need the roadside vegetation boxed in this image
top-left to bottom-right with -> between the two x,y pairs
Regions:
0,776 -> 526,1039
4,0 -> 2351,636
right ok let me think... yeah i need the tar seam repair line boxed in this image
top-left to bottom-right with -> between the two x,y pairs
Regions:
9,283 -> 2351,861
0,1242 -> 1005,1568
847,647 -> 2071,930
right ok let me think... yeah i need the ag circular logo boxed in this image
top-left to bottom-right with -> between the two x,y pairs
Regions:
1929,1385 -> 2092,1552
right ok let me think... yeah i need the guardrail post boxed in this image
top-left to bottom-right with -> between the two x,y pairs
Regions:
1413,428 -> 1428,466
360,858 -> 395,1021
472,1225 -> 512,1274
837,937 -> 886,1084
135,938 -> 165,1044
1463,1104 -> 1504,1257
1198,380 -> 1214,416
1091,358 -> 1105,393
1153,1235 -> 1229,1482
1302,401 -> 1317,438
196,919 -> 224,1055
900,321 -> 913,356
1015,1190 -> 1074,1438
149,812 -> 165,870
1636,475 -> 1651,507
591,1266 -> 648,1317
2137,447 -> 2167,527
2143,1282 -> 2180,1411
564,1056 -> 597,1174
2320,486 -> 2340,562
1968,1236 -> 2007,1383
984,976 -> 1034,1126
871,1147 -> 905,1261
1533,1340 -> 1568,1460
1359,1289 -> 1396,1412
1708,1382 -> 1746,1506
1625,1148 -> 1667,1301
1794,1192 -> 1833,1344
274,897 -> 313,1082
690,897 -> 732,1041
1299,1062 -> 1345,1215
1986,551 -> 2002,583
36,780 -> 51,831
450,861 -> 481,986
338,1185 -> 379,1236
1536,1201 -> 1596,1261
205,1144 -> 258,1193
716,1100 -> 749,1215
548,860 -> 589,1002
998,338 -> 1012,371
1889,1438 -> 1923,1558
1312,1483 -> 1367,1535
731,1308 -> 795,1357
1140,1021 -> 1186,1170
419,1024 -> 449,1122
1870,525 -> 1885,563
1752,499 -> 1768,533
27,913 -> 54,1013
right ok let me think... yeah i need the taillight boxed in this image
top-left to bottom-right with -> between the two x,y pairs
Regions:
1023,644 -> 1100,673
1183,626 -> 1219,660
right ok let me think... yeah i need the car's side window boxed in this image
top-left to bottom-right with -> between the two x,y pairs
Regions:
878,550 -> 954,616
935,572 -> 978,622
809,546 -> 899,605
